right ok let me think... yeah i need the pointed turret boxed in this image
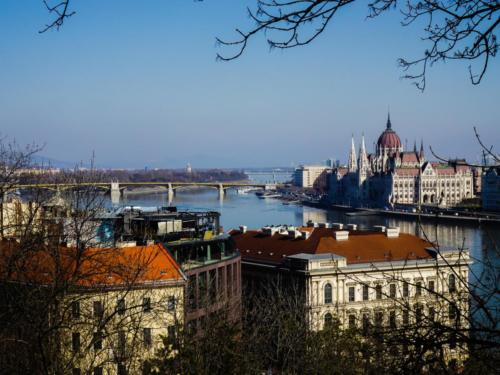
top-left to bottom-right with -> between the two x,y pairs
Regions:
386,111 -> 392,129
348,135 -> 357,172
419,139 -> 425,160
413,140 -> 417,153
358,133 -> 369,173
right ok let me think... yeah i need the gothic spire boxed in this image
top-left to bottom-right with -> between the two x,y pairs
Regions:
419,139 -> 425,159
348,135 -> 357,172
413,140 -> 417,153
358,133 -> 369,173
386,111 -> 392,129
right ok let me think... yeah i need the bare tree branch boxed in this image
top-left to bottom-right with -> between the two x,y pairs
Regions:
39,0 -> 75,33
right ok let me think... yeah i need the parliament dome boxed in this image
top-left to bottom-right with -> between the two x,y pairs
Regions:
377,114 -> 402,149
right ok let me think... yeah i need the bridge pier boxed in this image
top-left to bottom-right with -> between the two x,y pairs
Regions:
168,183 -> 175,204
111,181 -> 121,205
218,184 -> 225,200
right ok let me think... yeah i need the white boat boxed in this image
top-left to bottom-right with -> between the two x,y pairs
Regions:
259,193 -> 281,199
236,187 -> 253,194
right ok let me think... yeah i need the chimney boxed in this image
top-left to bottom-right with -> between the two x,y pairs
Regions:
301,231 -> 311,240
334,230 -> 349,241
346,223 -> 357,231
239,225 -> 247,234
332,223 -> 344,230
288,230 -> 301,239
373,225 -> 386,232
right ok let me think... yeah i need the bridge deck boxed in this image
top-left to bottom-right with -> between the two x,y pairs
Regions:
12,181 -> 277,189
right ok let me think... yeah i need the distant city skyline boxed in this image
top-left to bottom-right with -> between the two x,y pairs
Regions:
1,0 -> 498,168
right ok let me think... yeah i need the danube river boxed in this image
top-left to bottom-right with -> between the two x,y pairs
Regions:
113,184 -> 498,273
112,181 -> 499,319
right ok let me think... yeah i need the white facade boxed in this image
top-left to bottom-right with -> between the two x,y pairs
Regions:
301,249 -> 469,332
294,165 -> 331,189
329,118 -> 474,207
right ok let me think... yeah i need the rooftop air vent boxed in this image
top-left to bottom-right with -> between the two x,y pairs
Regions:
373,225 -> 386,232
386,227 -> 400,238
346,224 -> 357,231
332,223 -> 344,230
262,226 -> 279,236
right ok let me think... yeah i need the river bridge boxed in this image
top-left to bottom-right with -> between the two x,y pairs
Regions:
13,181 -> 280,202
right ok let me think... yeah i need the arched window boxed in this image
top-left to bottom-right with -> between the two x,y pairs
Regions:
324,313 -> 333,328
348,314 -> 356,329
375,284 -> 383,299
448,303 -> 458,320
324,283 -> 332,304
448,274 -> 456,293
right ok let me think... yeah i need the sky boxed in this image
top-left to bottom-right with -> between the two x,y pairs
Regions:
0,1 -> 498,169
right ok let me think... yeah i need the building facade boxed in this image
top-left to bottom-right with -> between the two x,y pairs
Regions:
294,165 -> 331,190
63,245 -> 186,375
232,224 -> 469,362
94,207 -> 242,328
329,115 -> 474,207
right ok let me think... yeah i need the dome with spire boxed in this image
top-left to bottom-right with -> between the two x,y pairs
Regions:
377,113 -> 402,150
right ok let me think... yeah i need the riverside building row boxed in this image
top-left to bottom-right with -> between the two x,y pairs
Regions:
293,114 -> 477,208
0,204 -> 241,375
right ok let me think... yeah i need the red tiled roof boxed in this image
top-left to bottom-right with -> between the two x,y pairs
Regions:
0,241 -> 184,287
394,168 -> 420,177
436,168 -> 456,176
231,228 -> 434,265
400,152 -> 419,163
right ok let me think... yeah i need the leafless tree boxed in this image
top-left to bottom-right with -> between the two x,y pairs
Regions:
39,0 -> 75,33
216,0 -> 499,90
430,126 -> 499,169
38,1 -> 498,90
0,139 -> 175,375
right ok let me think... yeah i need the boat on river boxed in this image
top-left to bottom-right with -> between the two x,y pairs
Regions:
258,192 -> 281,199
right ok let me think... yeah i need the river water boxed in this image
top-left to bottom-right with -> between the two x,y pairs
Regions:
107,172 -> 498,327
112,173 -> 498,271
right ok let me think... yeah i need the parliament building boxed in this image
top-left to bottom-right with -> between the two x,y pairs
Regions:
329,115 -> 474,207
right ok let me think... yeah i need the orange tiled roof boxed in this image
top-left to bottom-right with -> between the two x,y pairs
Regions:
230,227 -> 434,265
0,241 -> 184,287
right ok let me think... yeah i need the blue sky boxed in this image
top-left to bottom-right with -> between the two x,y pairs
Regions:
0,1 -> 498,168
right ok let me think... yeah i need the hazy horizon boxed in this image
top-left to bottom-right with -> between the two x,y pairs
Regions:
1,1 -> 498,169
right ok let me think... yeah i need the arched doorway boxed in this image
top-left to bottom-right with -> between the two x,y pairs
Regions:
324,313 -> 333,329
